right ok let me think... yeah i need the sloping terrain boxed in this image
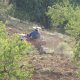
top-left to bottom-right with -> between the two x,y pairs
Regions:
6,19 -> 79,80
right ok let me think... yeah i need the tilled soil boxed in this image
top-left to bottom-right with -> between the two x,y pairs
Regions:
27,54 -> 79,80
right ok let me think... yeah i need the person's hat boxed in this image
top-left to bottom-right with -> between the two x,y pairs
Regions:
33,26 -> 42,31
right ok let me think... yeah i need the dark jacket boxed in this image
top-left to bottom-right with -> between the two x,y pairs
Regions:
28,30 -> 40,39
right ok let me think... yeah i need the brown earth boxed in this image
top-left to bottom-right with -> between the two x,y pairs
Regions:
27,54 -> 79,80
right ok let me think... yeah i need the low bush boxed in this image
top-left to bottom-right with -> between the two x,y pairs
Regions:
0,21 -> 33,80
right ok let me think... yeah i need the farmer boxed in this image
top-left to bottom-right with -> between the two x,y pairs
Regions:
26,27 -> 41,40
19,27 -> 41,41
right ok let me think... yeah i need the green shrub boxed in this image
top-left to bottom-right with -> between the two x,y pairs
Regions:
0,21 -> 33,80
74,41 -> 80,60
47,0 -> 80,37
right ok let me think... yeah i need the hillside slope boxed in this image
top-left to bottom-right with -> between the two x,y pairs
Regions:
6,19 -> 79,80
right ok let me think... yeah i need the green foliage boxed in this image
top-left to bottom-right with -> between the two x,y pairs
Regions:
0,21 -> 33,80
72,0 -> 80,5
74,42 -> 80,60
0,2 -> 10,23
9,0 -> 58,27
47,0 -> 80,37
47,0 -> 70,25
0,2 -> 7,14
